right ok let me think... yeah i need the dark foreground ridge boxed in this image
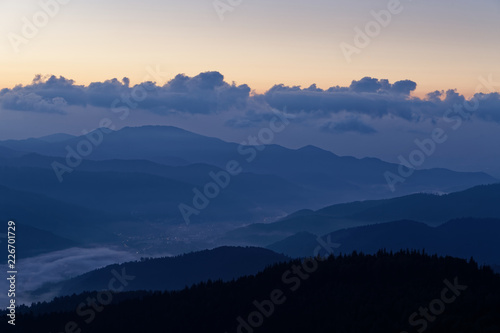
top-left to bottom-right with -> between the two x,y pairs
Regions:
2,250 -> 500,333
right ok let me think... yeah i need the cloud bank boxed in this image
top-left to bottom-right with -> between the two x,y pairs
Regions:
1,72 -> 499,135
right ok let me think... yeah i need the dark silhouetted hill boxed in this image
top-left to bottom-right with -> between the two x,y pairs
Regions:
30,246 -> 289,298
267,218 -> 500,266
6,251 -> 500,333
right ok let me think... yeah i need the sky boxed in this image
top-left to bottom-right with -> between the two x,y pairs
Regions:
1,0 -> 500,175
1,0 -> 499,95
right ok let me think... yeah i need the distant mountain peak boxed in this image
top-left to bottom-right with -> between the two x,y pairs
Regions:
297,145 -> 338,156
122,125 -> 185,131
115,125 -> 224,142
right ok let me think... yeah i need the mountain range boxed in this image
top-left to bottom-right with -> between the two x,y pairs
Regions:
0,126 -> 496,253
226,183 -> 500,246
267,218 -> 500,266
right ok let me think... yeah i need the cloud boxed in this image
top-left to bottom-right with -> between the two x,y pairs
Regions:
0,88 -> 69,114
260,81 -> 500,126
348,77 -> 385,93
137,72 -> 251,114
469,92 -> 500,123
390,80 -> 418,95
322,118 -> 377,134
347,77 -> 416,95
262,78 -> 423,121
